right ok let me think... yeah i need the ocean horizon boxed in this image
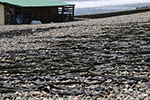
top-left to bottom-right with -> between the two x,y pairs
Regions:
60,0 -> 150,15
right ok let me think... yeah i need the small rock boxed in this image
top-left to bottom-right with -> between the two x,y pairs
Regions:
133,97 -> 140,100
146,90 -> 150,95
16,97 -> 22,100
123,88 -> 129,93
106,79 -> 112,83
141,94 -> 148,98
136,85 -> 140,88
144,96 -> 150,100
97,97 -> 102,100
125,85 -> 129,89
138,95 -> 142,99
30,91 -> 41,96
104,94 -> 108,98
128,88 -> 133,92
72,96 -> 79,100
124,96 -> 130,100
109,93 -> 115,98
1,58 -> 5,62
56,97 -> 64,100
43,98 -> 50,100
19,92 -> 25,96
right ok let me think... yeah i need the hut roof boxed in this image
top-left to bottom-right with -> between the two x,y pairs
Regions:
0,0 -> 73,7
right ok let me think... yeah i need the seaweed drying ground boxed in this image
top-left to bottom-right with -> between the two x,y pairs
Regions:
0,22 -> 150,98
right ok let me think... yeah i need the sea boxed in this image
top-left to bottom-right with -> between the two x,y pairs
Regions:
60,0 -> 150,15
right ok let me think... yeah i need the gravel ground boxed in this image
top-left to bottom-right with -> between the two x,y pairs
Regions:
0,11 -> 150,33
0,12 -> 150,100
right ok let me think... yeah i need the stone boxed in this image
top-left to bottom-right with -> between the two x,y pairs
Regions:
72,96 -> 79,100
19,92 -> 25,96
97,97 -> 102,100
43,98 -> 50,100
109,93 -> 115,98
30,91 -> 41,96
56,98 -> 64,100
141,94 -> 148,98
144,97 -> 150,100
106,79 -> 112,83
124,96 -> 130,100
125,85 -> 129,89
123,88 -> 129,93
103,94 -> 108,98
16,97 -> 22,100
48,98 -> 53,100
136,85 -> 140,88
133,97 -> 140,100
146,90 -> 150,95
128,88 -> 133,92
138,95 -> 142,99
129,97 -> 135,100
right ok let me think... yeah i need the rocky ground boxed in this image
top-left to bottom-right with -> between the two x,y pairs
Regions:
0,12 -> 150,100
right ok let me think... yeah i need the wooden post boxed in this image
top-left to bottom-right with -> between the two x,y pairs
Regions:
62,6 -> 64,21
72,5 -> 75,21
4,4 -> 7,24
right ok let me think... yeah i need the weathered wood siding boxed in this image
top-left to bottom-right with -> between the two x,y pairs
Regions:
0,4 -> 5,25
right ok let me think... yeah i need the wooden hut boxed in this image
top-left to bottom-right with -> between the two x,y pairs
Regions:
0,0 -> 75,25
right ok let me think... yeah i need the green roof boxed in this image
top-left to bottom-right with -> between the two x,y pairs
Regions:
0,0 -> 73,7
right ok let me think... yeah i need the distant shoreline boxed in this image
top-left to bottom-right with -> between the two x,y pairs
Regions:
74,2 -> 150,15
75,7 -> 150,19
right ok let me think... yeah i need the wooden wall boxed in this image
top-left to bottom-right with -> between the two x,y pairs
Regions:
0,4 -> 5,25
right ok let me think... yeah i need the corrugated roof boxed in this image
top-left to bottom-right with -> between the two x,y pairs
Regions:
0,0 -> 73,7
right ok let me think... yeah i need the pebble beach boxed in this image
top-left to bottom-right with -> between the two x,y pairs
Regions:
0,11 -> 150,100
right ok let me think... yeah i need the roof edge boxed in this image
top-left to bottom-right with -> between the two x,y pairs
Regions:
0,0 -> 75,7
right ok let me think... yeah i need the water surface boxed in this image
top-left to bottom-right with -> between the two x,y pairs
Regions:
60,0 -> 150,15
